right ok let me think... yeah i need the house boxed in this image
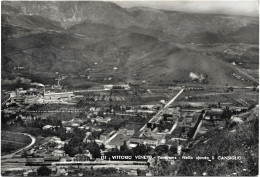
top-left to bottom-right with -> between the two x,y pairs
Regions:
118,127 -> 135,136
89,107 -> 96,111
78,126 -> 85,130
129,128 -> 166,146
179,112 -> 200,128
168,86 -> 182,90
162,108 -> 180,122
205,109 -> 223,120
60,155 -> 72,162
93,108 -> 102,115
73,150 -> 92,161
65,127 -> 73,133
130,136 -> 160,146
49,137 -> 65,147
62,118 -> 85,127
181,127 -> 190,139
71,123 -> 80,127
92,117 -> 111,124
43,125 -> 53,130
104,84 -> 130,90
52,150 -> 65,157
57,168 -> 67,176
83,132 -> 91,143
44,155 -> 61,162
100,128 -> 116,141
44,92 -> 74,100
118,124 -> 142,136
104,85 -> 114,90
91,127 -> 102,132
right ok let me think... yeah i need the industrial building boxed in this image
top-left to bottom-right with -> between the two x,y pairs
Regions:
44,92 -> 74,100
104,84 -> 130,90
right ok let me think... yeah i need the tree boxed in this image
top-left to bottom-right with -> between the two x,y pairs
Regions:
221,109 -> 232,119
37,165 -> 51,176
21,149 -> 29,158
169,145 -> 178,155
155,145 -> 169,155
120,141 -> 128,152
133,144 -> 150,155
86,141 -> 101,158
100,143 -> 105,150
228,87 -> 234,92
137,169 -> 146,176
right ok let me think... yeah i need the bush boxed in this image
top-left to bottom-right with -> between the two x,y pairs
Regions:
37,166 -> 51,176
155,145 -> 169,155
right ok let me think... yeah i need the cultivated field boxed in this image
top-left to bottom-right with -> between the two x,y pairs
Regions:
174,89 -> 258,108
1,132 -> 31,156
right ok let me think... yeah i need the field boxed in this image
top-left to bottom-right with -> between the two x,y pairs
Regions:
174,89 -> 258,108
28,104 -> 79,111
78,90 -> 142,107
1,132 -> 31,156
77,88 -> 182,107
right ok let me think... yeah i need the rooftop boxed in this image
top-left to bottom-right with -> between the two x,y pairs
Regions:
132,131 -> 143,137
102,127 -> 115,135
120,123 -> 142,131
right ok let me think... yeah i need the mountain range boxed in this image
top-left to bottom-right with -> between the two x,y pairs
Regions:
2,1 -> 259,86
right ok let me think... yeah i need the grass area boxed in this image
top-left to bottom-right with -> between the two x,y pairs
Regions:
1,131 -> 31,156
1,125 -> 27,133
33,136 -> 46,147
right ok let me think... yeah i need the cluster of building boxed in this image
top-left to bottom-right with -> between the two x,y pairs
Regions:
5,83 -> 75,107
91,116 -> 111,124
129,127 -> 166,146
4,80 -> 255,177
104,84 -> 130,90
97,106 -> 192,148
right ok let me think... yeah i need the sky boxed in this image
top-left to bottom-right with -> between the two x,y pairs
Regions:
112,0 -> 259,17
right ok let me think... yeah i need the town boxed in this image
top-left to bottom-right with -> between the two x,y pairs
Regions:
1,1 -> 259,176
1,78 -> 258,176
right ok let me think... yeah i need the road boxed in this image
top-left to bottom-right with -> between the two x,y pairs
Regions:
2,133 -> 36,160
168,118 -> 179,134
192,112 -> 206,139
74,89 -> 106,93
2,160 -> 148,171
1,97 -> 10,107
25,109 -> 86,113
139,89 -> 184,131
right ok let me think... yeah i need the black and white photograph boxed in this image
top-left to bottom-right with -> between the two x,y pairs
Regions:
1,0 -> 259,176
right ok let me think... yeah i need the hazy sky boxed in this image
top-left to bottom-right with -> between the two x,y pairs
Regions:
112,1 -> 259,17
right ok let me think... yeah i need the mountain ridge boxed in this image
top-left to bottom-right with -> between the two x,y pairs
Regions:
1,1 -> 259,86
